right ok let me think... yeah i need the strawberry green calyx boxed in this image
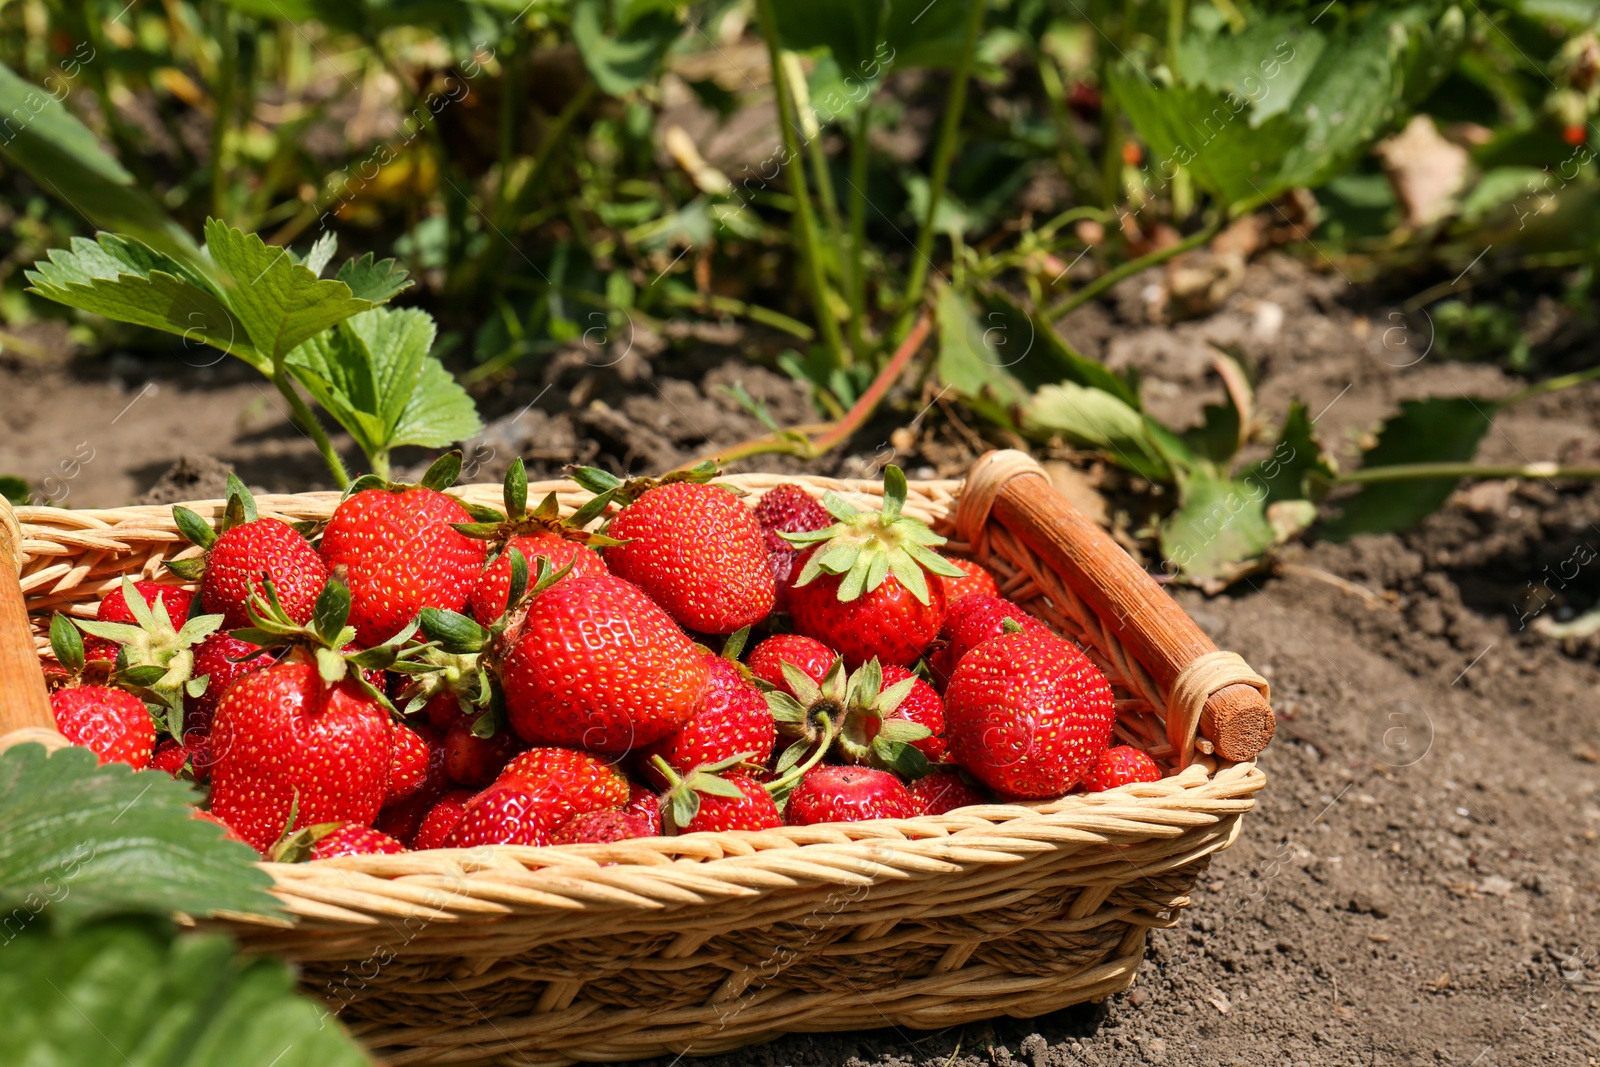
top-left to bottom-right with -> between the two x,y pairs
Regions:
566,459 -> 720,508
764,656 -> 931,782
268,819 -> 345,863
781,465 -> 966,606
650,752 -> 760,834
420,551 -> 574,655
167,473 -> 286,581
343,449 -> 505,521
451,458 -> 622,548
69,577 -> 226,736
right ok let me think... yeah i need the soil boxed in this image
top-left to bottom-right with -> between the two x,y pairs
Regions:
4,254 -> 1598,1067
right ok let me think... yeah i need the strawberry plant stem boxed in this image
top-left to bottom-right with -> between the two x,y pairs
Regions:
754,0 -> 847,371
273,368 -> 352,488
1335,462 -> 1600,484
847,108 -> 871,359
1502,363 -> 1600,406
1046,215 -> 1221,319
895,0 -> 986,335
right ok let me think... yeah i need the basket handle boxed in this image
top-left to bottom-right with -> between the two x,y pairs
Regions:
958,450 -> 1274,764
0,498 -> 54,738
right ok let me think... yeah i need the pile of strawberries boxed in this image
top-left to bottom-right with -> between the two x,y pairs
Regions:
42,457 -> 1162,860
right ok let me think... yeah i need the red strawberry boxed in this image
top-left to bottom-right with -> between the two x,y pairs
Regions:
498,574 -> 708,751
666,769 -> 783,833
601,479 -> 776,634
944,629 -> 1114,798
151,738 -> 188,776
82,582 -> 195,663
422,691 -> 469,730
202,518 -> 329,629
788,563 -> 946,668
443,720 -> 522,787
909,769 -> 989,814
784,764 -> 920,825
412,789 -> 475,849
468,532 -> 605,625
754,483 -> 833,608
185,632 -> 273,726
320,478 -> 488,646
636,653 -> 774,786
868,665 -> 946,762
373,734 -> 451,845
208,662 -> 393,854
499,747 -> 631,804
1080,746 -> 1162,792
747,634 -> 839,693
623,784 -> 662,832
309,824 -> 406,859
443,747 -> 627,848
928,595 -> 1051,687
388,721 -> 434,802
551,809 -> 659,844
50,685 -> 154,769
937,557 -> 999,604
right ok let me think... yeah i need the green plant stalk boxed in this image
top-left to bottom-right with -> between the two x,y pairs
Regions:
1502,363 -> 1600,406
662,289 -> 815,341
754,0 -> 847,370
210,4 -> 236,222
272,367 -> 353,488
1046,215 -> 1221,319
1336,462 -> 1600,484
1036,53 -> 1102,204
895,0 -> 986,334
1168,0 -> 1186,63
496,31 -> 522,216
847,107 -> 872,360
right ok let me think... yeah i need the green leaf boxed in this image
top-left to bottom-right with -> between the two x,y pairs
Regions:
768,0 -> 967,76
0,61 -> 202,269
1323,397 -> 1496,540
0,919 -> 368,1067
1,475 -> 32,506
334,252 -> 410,303
572,0 -> 683,96
1158,470 -> 1277,589
172,505 -> 219,550
0,744 -> 276,929
936,288 -> 1025,412
981,291 -> 1140,407
311,579 -> 350,642
286,309 -> 481,472
1239,401 -> 1335,505
1023,382 -> 1174,483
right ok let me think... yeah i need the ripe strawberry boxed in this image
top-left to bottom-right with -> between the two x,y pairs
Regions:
928,595 -> 1051,687
443,719 -> 522,787
319,458 -> 488,646
782,467 -> 964,667
82,581 -> 195,663
422,690 -> 469,730
201,518 -> 328,629
784,765 -> 920,825
653,754 -> 783,835
412,789 -> 475,849
498,574 -> 708,751
592,471 -> 776,634
208,662 -> 393,854
937,557 -> 999,604
151,738 -> 188,776
185,632 -> 273,726
1080,746 -> 1162,792
388,721 -> 434,802
909,769 -> 989,814
754,483 -> 833,608
374,735 -> 450,845
636,653 -> 774,786
944,629 -> 1114,798
309,824 -> 407,859
747,634 -> 839,693
551,809 -> 659,844
468,532 -> 605,625
50,685 -> 154,768
623,784 -> 662,833
869,665 -> 946,762
443,754 -> 623,848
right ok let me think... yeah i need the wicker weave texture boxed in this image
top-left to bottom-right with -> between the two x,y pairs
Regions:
15,474 -> 1265,1066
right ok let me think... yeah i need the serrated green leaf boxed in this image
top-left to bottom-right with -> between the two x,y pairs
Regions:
0,744 -> 276,927
572,0 -> 683,96
0,918 -> 368,1066
1158,470 -> 1276,589
302,231 -> 338,277
1023,382 -> 1174,483
936,287 -> 1026,414
334,252 -> 410,302
1239,401 -> 1335,505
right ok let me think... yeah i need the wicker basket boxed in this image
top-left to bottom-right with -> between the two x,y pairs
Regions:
0,450 -> 1273,1067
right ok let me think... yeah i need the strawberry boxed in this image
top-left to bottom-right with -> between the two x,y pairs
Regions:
636,652 -> 774,787
944,628 -> 1114,798
373,734 -> 451,845
784,765 -> 920,825
1080,745 -> 1162,792
443,719 -> 522,787
909,768 -> 989,814
50,686 -> 154,769
551,809 -> 659,844
782,466 -> 965,667
937,557 -> 999,604
623,784 -> 662,833
170,477 -> 328,630
928,595 -> 1051,687
764,657 -> 938,779
422,690 -> 469,730
653,756 -> 783,834
459,461 -> 617,626
412,789 -> 475,849
869,665 -> 946,762
576,464 -> 775,634
185,632 -> 273,730
319,454 -> 488,645
81,581 -> 195,663
753,483 -> 833,608
310,824 -> 406,859
151,738 -> 188,776
388,721 -> 434,802
209,663 -> 393,853
498,573 -> 708,751
443,749 -> 625,848
747,634 -> 839,693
